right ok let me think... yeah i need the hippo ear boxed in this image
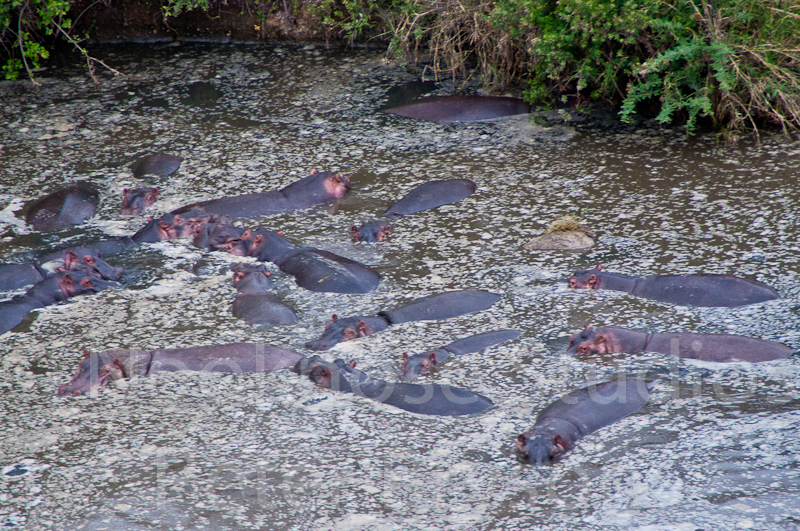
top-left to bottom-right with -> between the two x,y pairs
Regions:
596,264 -> 603,270
348,360 -> 357,368
65,250 -> 78,268
82,349 -> 92,359
310,168 -> 318,175
516,434 -> 528,447
331,314 -> 338,321
429,352 -> 437,366
356,320 -> 370,337
401,352 -> 408,373
276,230 -> 284,237
350,226 -> 362,241
320,367 -> 330,378
553,434 -> 570,453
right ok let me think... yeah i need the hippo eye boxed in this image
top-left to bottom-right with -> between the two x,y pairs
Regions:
84,256 -> 96,265
577,344 -> 590,354
568,278 -> 578,288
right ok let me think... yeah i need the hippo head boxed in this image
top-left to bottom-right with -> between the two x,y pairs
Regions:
64,249 -> 124,281
292,355 -> 357,391
568,264 -> 603,289
315,169 -> 350,199
58,351 -> 125,396
249,229 -> 296,263
515,433 -> 569,465
172,208 -> 213,238
131,217 -> 180,243
399,352 -> 437,381
231,263 -> 271,292
351,220 -> 391,243
121,187 -> 159,215
58,271 -> 117,299
566,326 -> 619,355
305,315 -> 377,351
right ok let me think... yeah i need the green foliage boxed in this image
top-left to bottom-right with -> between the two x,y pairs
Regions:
519,0 -> 800,134
162,0 -> 210,18
1,0 -> 71,81
309,0 -> 394,41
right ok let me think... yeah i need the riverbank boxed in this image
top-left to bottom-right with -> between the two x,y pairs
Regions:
70,0 -> 339,44
4,0 -> 800,135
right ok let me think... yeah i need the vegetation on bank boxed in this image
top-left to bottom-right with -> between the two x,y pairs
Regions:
2,0 -> 799,135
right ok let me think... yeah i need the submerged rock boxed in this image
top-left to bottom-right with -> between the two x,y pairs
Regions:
524,230 -> 595,251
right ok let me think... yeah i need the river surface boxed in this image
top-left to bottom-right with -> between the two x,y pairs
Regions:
0,44 -> 799,530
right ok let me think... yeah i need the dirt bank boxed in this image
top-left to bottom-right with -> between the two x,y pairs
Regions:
70,0 -> 373,44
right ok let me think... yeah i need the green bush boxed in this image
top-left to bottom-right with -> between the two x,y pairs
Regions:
1,0 -> 73,81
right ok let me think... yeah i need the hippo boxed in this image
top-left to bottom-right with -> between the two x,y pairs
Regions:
246,228 -> 380,294
382,95 -> 531,123
352,179 -> 477,242
230,263 -> 297,325
25,183 -> 99,231
0,271 -> 118,335
131,207 -> 216,244
293,356 -> 493,416
58,343 -> 303,396
566,325 -> 792,363
121,187 -> 159,215
0,247 -> 123,292
516,377 -> 652,464
306,290 -> 502,350
172,170 -> 350,219
400,329 -> 522,381
568,265 -> 779,307
130,154 -> 183,178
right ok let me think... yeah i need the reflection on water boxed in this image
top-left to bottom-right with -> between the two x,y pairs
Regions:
0,43 -> 799,530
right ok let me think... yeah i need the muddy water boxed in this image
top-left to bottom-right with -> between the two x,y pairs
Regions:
1,44 -> 799,530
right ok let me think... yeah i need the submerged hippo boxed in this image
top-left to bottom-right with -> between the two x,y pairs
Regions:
352,179 -> 477,242
0,247 -> 123,292
121,187 -> 159,215
294,356 -> 493,416
400,329 -> 522,381
307,290 -> 502,350
516,377 -> 652,464
247,228 -> 380,294
130,154 -> 184,178
230,263 -> 297,325
0,271 -> 118,335
567,325 -> 792,363
172,169 -> 350,219
59,343 -> 303,396
25,184 -> 99,231
568,265 -> 779,307
383,95 -> 531,123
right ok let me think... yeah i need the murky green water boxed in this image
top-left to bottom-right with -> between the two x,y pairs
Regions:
1,44 -> 799,530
